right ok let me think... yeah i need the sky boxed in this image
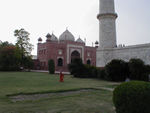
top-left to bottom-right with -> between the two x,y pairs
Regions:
0,0 -> 150,55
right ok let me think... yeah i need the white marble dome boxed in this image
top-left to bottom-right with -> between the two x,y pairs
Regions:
76,37 -> 84,43
59,30 -> 75,41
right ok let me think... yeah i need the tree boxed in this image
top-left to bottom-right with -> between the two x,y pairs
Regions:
0,41 -> 11,48
48,59 -> 55,74
0,42 -> 21,71
14,28 -> 33,68
23,56 -> 34,71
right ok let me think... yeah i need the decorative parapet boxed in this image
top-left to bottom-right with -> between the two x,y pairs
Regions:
114,43 -> 150,51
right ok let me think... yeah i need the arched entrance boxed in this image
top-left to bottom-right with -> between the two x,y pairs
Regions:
57,58 -> 63,66
87,59 -> 91,65
71,50 -> 80,63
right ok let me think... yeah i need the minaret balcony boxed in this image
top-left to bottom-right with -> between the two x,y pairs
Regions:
97,13 -> 118,20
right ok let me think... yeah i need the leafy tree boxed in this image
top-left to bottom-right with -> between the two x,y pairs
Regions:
0,42 -> 21,71
48,59 -> 55,74
23,56 -> 34,71
14,28 -> 33,68
0,41 -> 11,48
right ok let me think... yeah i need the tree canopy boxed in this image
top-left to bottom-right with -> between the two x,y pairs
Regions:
14,28 -> 33,68
0,41 -> 21,71
0,28 -> 34,71
14,28 -> 33,56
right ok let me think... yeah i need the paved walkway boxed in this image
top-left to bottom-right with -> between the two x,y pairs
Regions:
31,70 -> 70,75
96,87 -> 114,91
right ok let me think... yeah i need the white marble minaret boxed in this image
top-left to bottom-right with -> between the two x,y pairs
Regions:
96,0 -> 150,67
97,0 -> 118,48
96,0 -> 118,67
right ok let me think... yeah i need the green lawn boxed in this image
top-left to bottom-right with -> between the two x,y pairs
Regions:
0,72 -> 118,113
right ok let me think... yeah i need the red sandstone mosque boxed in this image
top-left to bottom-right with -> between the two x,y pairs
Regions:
36,29 -> 98,72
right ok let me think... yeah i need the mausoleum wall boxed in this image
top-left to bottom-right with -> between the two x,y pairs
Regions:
96,43 -> 150,67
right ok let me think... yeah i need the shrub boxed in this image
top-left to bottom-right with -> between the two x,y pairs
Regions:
105,59 -> 129,82
48,59 -> 55,74
68,58 -> 99,78
68,58 -> 85,77
97,68 -> 106,80
84,65 -> 98,78
91,66 -> 98,78
145,65 -> 150,74
129,59 -> 149,81
113,81 -> 150,113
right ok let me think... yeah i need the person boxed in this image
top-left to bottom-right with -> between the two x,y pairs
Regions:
59,71 -> 64,82
125,78 -> 130,82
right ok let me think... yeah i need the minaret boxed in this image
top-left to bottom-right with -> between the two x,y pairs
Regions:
97,0 -> 118,48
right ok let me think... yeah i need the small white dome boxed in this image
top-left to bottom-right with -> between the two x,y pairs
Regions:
59,30 -> 75,41
76,37 -> 84,43
51,33 -> 58,42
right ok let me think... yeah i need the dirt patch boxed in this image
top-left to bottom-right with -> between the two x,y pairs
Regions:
9,87 -> 114,102
9,89 -> 97,102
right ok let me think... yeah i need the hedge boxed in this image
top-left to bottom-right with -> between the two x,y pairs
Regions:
48,59 -> 55,74
105,59 -> 129,82
113,81 -> 150,113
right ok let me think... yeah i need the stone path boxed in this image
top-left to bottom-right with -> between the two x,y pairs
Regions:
31,70 -> 70,75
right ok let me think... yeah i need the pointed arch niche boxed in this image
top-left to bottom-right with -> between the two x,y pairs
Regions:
71,50 -> 80,63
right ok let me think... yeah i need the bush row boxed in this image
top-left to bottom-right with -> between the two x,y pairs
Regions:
105,59 -> 150,81
68,58 -> 150,82
68,58 -> 104,78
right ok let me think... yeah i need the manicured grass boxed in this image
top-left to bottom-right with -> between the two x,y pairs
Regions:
0,72 -> 118,113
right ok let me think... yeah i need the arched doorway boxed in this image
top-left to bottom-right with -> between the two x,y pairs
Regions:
87,59 -> 91,65
71,50 -> 80,63
57,58 -> 63,66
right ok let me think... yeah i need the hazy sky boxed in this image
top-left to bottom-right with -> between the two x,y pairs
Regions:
0,0 -> 150,55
